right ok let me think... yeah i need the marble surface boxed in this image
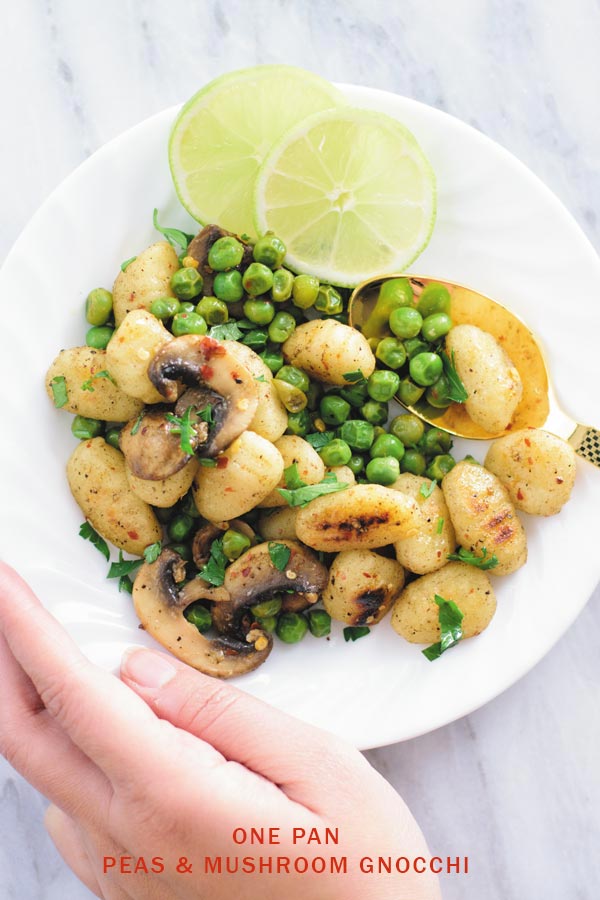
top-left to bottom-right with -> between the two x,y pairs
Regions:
1,1 -> 599,898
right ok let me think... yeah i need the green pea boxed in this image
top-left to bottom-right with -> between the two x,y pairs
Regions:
271,268 -> 295,302
348,454 -> 365,475
319,439 -> 352,467
370,434 -> 405,461
307,609 -> 331,637
417,283 -> 451,317
315,284 -> 344,315
403,337 -> 430,360
171,312 -> 208,336
362,277 -> 413,339
86,325 -> 114,350
243,298 -> 275,325
242,329 -> 268,350
367,370 -> 400,402
260,349 -> 284,374
305,382 -> 321,410
71,415 -> 103,440
222,528 -> 251,561
253,232 -> 286,268
85,288 -> 113,326
338,419 -> 375,451
256,615 -> 278,633
425,375 -> 453,409
390,307 -> 423,339
292,274 -> 320,309
168,514 -> 194,542
150,296 -> 180,320
319,395 -> 351,426
196,296 -> 229,325
375,337 -> 407,370
170,542 -> 192,561
170,267 -> 204,300
276,366 -> 310,392
276,612 -> 308,644
179,491 -> 201,518
419,427 -> 453,457
243,262 -> 274,297
184,603 -> 212,633
208,236 -> 244,271
390,414 -> 425,446
421,312 -> 453,343
409,352 -> 443,387
340,381 -> 369,408
268,311 -> 296,343
425,454 -> 456,481
286,409 -> 312,436
105,426 -> 122,449
365,456 -> 400,485
179,301 -> 196,313
401,449 -> 427,475
213,270 -> 244,303
360,400 -> 389,426
251,596 -> 283,618
274,380 -> 307,413
397,377 -> 425,407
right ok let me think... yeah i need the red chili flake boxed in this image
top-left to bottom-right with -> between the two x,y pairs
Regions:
128,530 -> 139,540
216,456 -> 228,469
231,370 -> 240,381
201,336 -> 227,359
528,457 -> 533,465
517,489 -> 524,500
362,572 -> 374,578
200,364 -> 214,380
524,438 -> 531,447
556,477 -> 564,484
242,567 -> 252,577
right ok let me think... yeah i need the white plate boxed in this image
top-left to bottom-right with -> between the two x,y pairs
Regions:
1,85 -> 599,750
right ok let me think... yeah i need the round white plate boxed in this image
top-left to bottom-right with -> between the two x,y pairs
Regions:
1,85 -> 599,750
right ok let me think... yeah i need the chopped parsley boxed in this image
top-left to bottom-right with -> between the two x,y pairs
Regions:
419,478 -> 437,499
81,370 -> 116,392
198,458 -> 217,467
343,626 -> 370,642
436,517 -> 445,535
342,369 -> 366,385
304,431 -> 336,451
199,538 -> 228,586
143,541 -> 162,564
209,321 -> 244,341
240,233 -> 251,242
268,542 -> 291,572
120,256 -> 137,271
152,208 -> 195,252
423,594 -> 464,661
130,411 -> 145,435
118,575 -> 134,594
166,405 -> 211,455
50,375 -> 68,408
440,350 -> 468,403
78,522 -> 109,561
254,374 -> 267,383
447,546 -> 499,570
107,551 -> 143,579
278,466 -> 350,508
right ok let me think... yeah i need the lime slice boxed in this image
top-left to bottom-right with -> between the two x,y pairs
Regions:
253,108 -> 436,287
169,66 -> 344,238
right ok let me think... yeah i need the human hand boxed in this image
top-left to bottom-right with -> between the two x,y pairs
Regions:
0,562 -> 440,900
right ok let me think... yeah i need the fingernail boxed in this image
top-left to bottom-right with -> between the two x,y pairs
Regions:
121,648 -> 176,688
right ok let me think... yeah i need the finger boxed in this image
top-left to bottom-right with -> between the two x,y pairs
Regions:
121,647 -> 365,809
0,630 -> 112,823
45,805 -> 102,898
0,562 -> 183,788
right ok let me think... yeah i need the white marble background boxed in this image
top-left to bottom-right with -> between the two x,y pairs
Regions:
1,1 -> 600,898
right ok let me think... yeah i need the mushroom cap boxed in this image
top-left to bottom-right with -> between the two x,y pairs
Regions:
120,408 -> 194,480
133,548 -> 272,678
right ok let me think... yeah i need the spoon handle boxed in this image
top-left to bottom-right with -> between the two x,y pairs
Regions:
568,425 -> 600,468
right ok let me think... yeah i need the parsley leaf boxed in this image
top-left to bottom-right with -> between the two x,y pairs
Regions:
255,375 -> 267,383
143,542 -> 162,564
268,542 -> 291,572
198,458 -> 217,467
153,208 -> 195,252
130,411 -> 145,435
423,594 -> 464,661
199,538 -> 228,586
447,546 -> 499,570
283,462 -> 304,490
107,551 -> 143,579
304,431 -> 336,451
419,478 -> 437,499
120,256 -> 137,271
50,375 -> 68,408
235,318 -> 257,331
441,350 -> 468,403
344,626 -> 370,642
278,469 -> 350,508
79,522 -> 109,561
342,370 -> 366,384
240,233 -> 251,242
81,370 -> 116,392
165,405 -> 210,455
209,321 -> 243,341
436,517 -> 444,535
118,575 -> 134,594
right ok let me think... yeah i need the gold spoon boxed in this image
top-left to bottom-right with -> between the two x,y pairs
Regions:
348,274 -> 600,466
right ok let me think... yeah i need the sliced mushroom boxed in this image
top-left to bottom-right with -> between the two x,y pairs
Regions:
148,335 -> 259,456
120,408 -> 195,480
212,540 -> 328,635
187,225 -> 253,295
133,548 -> 272,678
192,519 -> 257,568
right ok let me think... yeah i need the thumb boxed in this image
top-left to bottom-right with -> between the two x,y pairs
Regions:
120,647 -> 364,809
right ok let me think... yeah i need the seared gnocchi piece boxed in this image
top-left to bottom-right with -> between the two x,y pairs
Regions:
106,309 -> 172,404
258,506 -> 299,541
67,437 -> 161,555
484,428 -> 577,516
446,324 -> 523,433
223,339 -> 288,442
46,347 -> 143,421
391,561 -> 496,644
326,465 -> 356,486
323,550 -> 404,625
282,319 -> 375,385
442,460 -> 527,575
112,241 -> 179,326
390,473 -> 456,574
295,484 -> 422,552
259,436 -> 325,507
126,458 -> 199,508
